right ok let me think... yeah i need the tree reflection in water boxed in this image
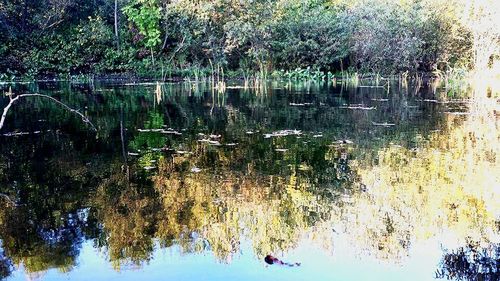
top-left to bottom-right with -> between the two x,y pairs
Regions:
0,244 -> 13,279
0,81 -> 498,279
346,110 -> 499,261
436,242 -> 499,281
0,201 -> 84,277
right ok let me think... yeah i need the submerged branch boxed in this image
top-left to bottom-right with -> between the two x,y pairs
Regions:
0,93 -> 97,132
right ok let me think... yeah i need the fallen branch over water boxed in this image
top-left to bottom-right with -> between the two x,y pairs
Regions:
0,91 -> 97,131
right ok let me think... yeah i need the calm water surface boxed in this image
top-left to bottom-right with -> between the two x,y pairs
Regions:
0,81 -> 498,280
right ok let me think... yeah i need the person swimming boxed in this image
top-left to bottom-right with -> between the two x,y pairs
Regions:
264,255 -> 301,267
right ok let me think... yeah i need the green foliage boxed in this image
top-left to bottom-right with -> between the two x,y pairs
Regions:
346,1 -> 426,73
223,0 -> 275,75
21,16 -> 115,76
122,0 -> 162,49
272,67 -> 326,81
129,112 -> 166,152
270,2 -> 349,70
0,0 -> 491,79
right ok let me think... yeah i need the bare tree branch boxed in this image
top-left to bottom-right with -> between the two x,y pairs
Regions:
0,93 -> 97,132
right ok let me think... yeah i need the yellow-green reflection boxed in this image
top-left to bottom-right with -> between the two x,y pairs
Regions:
339,99 -> 499,261
95,99 -> 499,268
153,156 -> 333,262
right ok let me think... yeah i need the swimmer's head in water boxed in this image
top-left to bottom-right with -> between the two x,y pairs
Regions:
264,255 -> 275,265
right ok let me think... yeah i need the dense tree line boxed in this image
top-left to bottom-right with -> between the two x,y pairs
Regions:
0,0 -> 498,79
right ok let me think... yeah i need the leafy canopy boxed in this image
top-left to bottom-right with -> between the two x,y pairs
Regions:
122,0 -> 162,49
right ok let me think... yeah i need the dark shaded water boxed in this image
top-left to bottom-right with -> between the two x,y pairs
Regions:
0,81 -> 498,280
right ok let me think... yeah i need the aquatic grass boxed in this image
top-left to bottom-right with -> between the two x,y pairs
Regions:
272,67 -> 326,82
340,72 -> 360,88
429,67 -> 472,98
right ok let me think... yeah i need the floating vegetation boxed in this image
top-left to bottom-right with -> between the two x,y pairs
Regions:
123,82 -> 159,86
359,86 -> 386,89
332,139 -> 354,145
442,111 -> 470,115
162,130 -> 182,135
289,102 -> 314,106
137,128 -> 163,133
137,128 -> 182,135
3,131 -> 39,137
389,143 -> 403,147
339,105 -> 376,110
191,167 -> 202,173
417,99 -> 469,105
264,130 -> 302,138
298,164 -> 312,171
421,99 -> 439,103
198,139 -> 221,146
372,122 -> 396,127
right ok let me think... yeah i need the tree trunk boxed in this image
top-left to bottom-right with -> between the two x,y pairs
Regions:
114,0 -> 120,48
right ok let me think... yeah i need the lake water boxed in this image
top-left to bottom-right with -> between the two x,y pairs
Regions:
0,80 -> 498,281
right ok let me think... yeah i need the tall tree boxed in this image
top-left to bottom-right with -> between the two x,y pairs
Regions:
115,0 -> 120,48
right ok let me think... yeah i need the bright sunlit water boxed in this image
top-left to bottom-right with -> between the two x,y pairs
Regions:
0,80 -> 498,280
